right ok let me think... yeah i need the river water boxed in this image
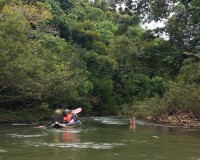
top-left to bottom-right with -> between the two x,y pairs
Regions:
0,116 -> 200,160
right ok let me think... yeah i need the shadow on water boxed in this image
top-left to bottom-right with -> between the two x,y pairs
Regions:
0,116 -> 200,160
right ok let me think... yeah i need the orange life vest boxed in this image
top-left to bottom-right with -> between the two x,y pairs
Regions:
64,114 -> 72,123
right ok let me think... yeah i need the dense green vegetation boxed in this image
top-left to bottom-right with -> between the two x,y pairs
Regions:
0,0 -> 199,120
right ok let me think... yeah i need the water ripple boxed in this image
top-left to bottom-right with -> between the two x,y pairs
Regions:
12,123 -> 29,126
8,133 -> 48,138
31,142 -> 125,149
0,149 -> 7,153
92,116 -> 128,125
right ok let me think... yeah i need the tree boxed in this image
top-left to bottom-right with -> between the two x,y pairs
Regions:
0,1 -> 88,110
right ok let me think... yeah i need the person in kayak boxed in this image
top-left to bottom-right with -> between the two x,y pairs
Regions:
51,108 -> 82,128
63,109 -> 79,126
51,104 -> 66,124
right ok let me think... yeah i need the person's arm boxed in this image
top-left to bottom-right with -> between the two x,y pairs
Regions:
69,113 -> 77,123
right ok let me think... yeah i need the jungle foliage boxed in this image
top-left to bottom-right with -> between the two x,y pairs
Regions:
0,0 -> 199,117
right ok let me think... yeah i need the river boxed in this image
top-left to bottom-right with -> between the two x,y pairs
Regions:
0,116 -> 200,160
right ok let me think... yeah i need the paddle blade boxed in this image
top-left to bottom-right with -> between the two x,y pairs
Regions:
72,107 -> 82,114
34,125 -> 46,128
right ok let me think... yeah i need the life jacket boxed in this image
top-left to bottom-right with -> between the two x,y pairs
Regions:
64,114 -> 72,123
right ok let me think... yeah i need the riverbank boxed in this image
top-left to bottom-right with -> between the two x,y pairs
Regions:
1,107 -> 200,129
0,108 -> 52,123
145,110 -> 200,128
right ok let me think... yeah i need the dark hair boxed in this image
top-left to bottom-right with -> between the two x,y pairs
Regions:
57,104 -> 63,108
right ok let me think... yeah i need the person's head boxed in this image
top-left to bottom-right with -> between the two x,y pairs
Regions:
65,109 -> 72,114
57,104 -> 63,109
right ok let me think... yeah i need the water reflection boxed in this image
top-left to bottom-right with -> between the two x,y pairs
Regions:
51,128 -> 125,150
62,131 -> 80,143
129,117 -> 136,130
53,129 -> 81,144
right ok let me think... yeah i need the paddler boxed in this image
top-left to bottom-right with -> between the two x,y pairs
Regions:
63,109 -> 79,126
51,104 -> 66,125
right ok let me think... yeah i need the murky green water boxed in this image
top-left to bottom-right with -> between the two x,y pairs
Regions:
0,116 -> 200,160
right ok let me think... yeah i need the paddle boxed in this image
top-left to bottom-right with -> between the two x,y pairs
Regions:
34,122 -> 51,128
34,107 -> 82,128
72,107 -> 82,114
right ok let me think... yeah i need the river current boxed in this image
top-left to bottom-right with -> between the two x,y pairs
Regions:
0,116 -> 200,160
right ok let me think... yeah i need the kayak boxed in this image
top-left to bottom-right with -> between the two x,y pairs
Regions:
51,120 -> 82,128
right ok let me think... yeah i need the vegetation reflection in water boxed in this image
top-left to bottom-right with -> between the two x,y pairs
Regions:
0,116 -> 200,160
